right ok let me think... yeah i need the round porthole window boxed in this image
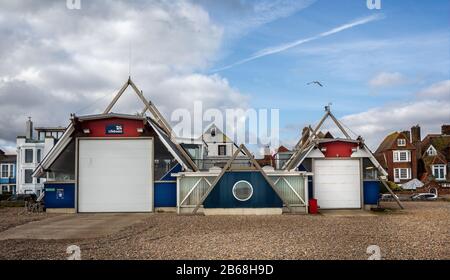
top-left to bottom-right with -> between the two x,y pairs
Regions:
232,180 -> 253,201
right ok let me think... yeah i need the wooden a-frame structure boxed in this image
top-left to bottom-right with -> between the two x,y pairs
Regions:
104,77 -> 199,171
192,144 -> 293,214
283,105 -> 404,209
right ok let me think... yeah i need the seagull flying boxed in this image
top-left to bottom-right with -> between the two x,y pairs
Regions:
307,81 -> 324,87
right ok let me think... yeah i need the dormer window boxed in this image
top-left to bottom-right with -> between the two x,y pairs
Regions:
397,138 -> 406,146
426,145 -> 437,156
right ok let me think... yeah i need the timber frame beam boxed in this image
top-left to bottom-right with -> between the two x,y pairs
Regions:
103,77 -> 199,171
284,106 -> 351,171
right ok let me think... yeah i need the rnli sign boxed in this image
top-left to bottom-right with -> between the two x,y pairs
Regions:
106,124 -> 123,134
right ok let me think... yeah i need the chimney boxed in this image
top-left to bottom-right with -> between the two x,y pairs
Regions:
401,130 -> 411,143
442,125 -> 450,135
411,125 -> 421,144
26,117 -> 33,140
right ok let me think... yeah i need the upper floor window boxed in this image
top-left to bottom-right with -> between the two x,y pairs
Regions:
218,145 -> 227,156
1,164 -> 14,178
397,138 -> 406,146
393,150 -> 411,162
24,149 -> 33,163
426,145 -> 437,156
432,164 -> 446,181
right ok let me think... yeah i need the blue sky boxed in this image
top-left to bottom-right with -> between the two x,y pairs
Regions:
0,0 -> 449,154
202,0 -> 450,148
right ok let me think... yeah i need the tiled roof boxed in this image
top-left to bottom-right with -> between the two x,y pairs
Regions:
375,131 -> 415,154
375,132 -> 398,153
421,135 -> 450,160
276,145 -> 290,153
0,154 -> 16,164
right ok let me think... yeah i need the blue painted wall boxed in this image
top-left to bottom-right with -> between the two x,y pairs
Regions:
154,163 -> 179,207
154,182 -> 176,207
0,163 -> 16,184
0,178 -> 15,184
44,183 -> 75,209
203,171 -> 283,208
363,181 -> 380,205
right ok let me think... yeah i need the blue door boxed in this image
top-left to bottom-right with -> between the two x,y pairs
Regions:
154,164 -> 181,207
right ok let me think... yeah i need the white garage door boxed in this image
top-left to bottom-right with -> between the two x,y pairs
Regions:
314,159 -> 361,209
78,139 -> 153,212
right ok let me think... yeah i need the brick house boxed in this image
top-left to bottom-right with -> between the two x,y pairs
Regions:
375,131 -> 417,184
418,125 -> 450,187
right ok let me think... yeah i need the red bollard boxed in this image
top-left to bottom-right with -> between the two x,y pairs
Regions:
308,198 -> 318,214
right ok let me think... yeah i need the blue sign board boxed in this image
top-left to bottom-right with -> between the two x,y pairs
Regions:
106,124 -> 123,134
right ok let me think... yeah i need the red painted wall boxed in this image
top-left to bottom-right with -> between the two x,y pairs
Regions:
80,118 -> 144,137
320,141 -> 358,158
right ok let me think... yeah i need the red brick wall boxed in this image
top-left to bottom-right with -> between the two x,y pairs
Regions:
384,149 -> 417,183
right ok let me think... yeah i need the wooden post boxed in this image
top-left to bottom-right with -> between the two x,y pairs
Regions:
284,111 -> 329,170
241,145 -> 293,213
103,78 -> 131,114
328,111 -> 351,139
380,178 -> 404,209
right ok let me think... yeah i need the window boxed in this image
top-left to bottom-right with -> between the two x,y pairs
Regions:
25,149 -> 33,163
37,149 -> 42,163
1,164 -> 8,178
397,138 -> 406,146
1,185 -> 7,192
394,168 -> 411,181
232,180 -> 253,201
24,169 -> 33,184
0,164 -> 13,178
218,145 -> 227,156
432,165 -> 446,181
393,150 -> 411,162
426,146 -> 437,156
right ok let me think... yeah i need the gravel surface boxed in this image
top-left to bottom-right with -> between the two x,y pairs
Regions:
0,201 -> 448,260
0,207 -> 59,233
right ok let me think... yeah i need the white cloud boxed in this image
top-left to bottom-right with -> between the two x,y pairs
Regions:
212,14 -> 384,72
416,80 -> 450,100
337,80 -> 450,150
0,0 -> 248,148
200,0 -> 316,38
369,72 -> 408,88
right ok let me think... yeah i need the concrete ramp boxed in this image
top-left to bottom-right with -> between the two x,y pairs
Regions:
0,213 -> 150,240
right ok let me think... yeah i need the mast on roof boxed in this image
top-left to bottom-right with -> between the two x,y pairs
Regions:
283,105 -> 352,170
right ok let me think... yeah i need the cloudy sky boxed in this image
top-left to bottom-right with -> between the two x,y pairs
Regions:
0,0 -> 449,155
